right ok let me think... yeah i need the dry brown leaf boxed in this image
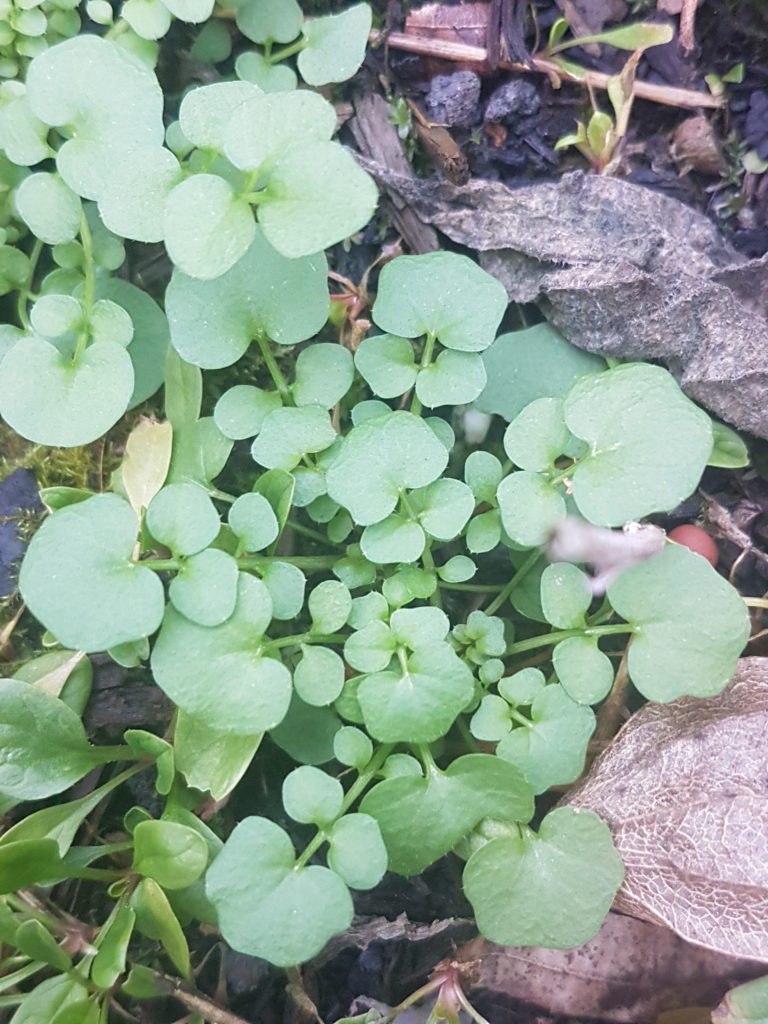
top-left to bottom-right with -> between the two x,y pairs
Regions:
404,2 -> 488,48
565,658 -> 768,962
458,912 -> 765,1023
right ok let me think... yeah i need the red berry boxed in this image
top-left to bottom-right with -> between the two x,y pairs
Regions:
668,525 -> 719,566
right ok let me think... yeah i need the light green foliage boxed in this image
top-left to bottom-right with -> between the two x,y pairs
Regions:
14,171 -> 80,244
132,820 -> 208,889
146,483 -> 220,556
497,471 -> 566,547
540,563 -> 591,628
236,0 -> 303,44
298,4 -> 372,86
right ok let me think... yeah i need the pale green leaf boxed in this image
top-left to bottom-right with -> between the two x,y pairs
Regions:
504,397 -> 570,472
223,89 -> 335,171
99,146 -> 180,242
294,645 -> 345,706
164,174 -> 255,280
293,343 -> 353,408
179,81 -> 260,150
297,3 -> 372,86
146,483 -> 220,556
553,636 -> 614,705
251,406 -> 336,471
214,384 -> 282,439
416,349 -> 486,408
496,471 -> 565,547
14,172 -> 80,244
354,333 -> 417,399
169,548 -> 238,627
235,0 -> 302,44
327,814 -> 387,890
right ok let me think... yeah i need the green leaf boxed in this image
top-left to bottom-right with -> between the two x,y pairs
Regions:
326,411 -> 449,526
14,172 -> 80,244
133,820 -> 208,889
166,418 -> 233,491
174,709 -> 261,800
504,398 -> 570,472
293,344 -> 353,408
294,645 -> 345,706
0,89 -> 51,167
122,0 -> 171,40
358,643 -> 474,743
98,145 -> 180,242
146,483 -> 220,556
15,919 -> 72,972
20,494 -> 164,652
437,555 -> 476,583
560,20 -> 673,52
130,877 -> 190,977
564,364 -> 713,526
260,560 -> 306,619
466,509 -> 502,554
327,814 -> 387,890
253,468 -> 295,550
0,336 -> 134,447
309,580 -> 352,634
205,816 -> 353,966
190,19 -> 232,62
258,140 -> 378,260
214,384 -> 283,439
344,620 -> 395,673
235,0 -> 302,44
251,406 -> 336,471
271,692 -> 341,765
463,806 -> 623,948
164,174 -> 255,280
708,421 -> 749,469
606,543 -> 750,701
8,974 -> 85,1024
151,573 -> 292,733
496,684 -> 595,794
235,50 -> 298,92
361,754 -> 533,875
161,0 -> 214,23
223,89 -> 335,172
381,567 -> 436,607
282,765 -> 343,826
372,252 -> 507,353
354,334 -> 417,399
179,80 -> 262,151
297,3 -> 372,86
476,323 -> 605,423
470,694 -> 512,742
496,471 -> 565,547
360,515 -> 425,564
390,606 -> 450,649
26,36 -> 164,200
713,974 -> 768,1024
333,726 -> 372,770
464,451 -> 503,502
169,548 -> 239,627
91,902 -> 135,989
540,562 -> 591,628
0,680 -> 108,800
229,492 -> 279,551
553,637 -> 614,705
102,279 -> 169,407
166,229 -> 325,368
416,349 -> 486,408
410,477 -> 475,541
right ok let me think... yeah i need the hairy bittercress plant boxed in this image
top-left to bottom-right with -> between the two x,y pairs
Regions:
0,1 -> 752,1017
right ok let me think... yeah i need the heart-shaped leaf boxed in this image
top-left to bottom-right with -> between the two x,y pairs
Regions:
164,174 -> 255,280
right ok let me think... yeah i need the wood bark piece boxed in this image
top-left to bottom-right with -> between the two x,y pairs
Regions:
564,659 -> 768,962
459,912 -> 766,1023
353,161 -> 768,439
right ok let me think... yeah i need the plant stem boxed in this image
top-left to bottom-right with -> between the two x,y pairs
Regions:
484,549 -> 540,616
238,554 -> 338,571
140,557 -> 181,572
438,582 -> 505,593
263,632 -> 346,652
254,332 -> 291,401
268,37 -> 306,63
16,238 -> 42,331
409,332 -> 436,416
505,622 -> 634,657
73,212 -> 96,362
286,518 -> 343,548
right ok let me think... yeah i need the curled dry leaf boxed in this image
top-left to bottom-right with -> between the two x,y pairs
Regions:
565,658 -> 768,962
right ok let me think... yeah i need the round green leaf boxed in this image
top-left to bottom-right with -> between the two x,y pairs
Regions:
175,710 -> 261,801
360,515 -> 426,564
607,543 -> 750,701
0,336 -> 133,447
411,477 -> 475,542
20,494 -> 164,652
122,0 -> 171,40
294,645 -> 345,706
164,174 -> 255,280
132,820 -> 208,889
360,753 -> 534,876
354,333 -> 417,399
30,294 -> 82,344
372,252 -> 507,353
0,679 -> 106,800
499,667 -> 546,705
333,726 -> 372,770
89,300 -> 134,348
167,229 -> 328,368
223,89 -> 335,172
553,636 -> 614,705
99,145 -> 181,242
297,3 -> 372,86
357,642 -> 474,743
102,278 -> 169,407
169,548 -> 238,627
466,510 -> 502,554
437,555 -> 476,583
151,573 -> 291,734
26,36 -> 164,200
235,50 -> 298,92
344,621 -> 395,673
214,385 -> 283,439
504,397 -> 570,472
327,813 -> 387,890
564,364 -> 713,526
476,323 -> 606,423
235,0 -> 302,44
389,606 -> 450,649
228,492 -> 279,552
540,562 -> 591,628
326,411 -> 449,526
0,89 -> 51,167
146,483 -> 220,556
464,451 -> 503,502
464,806 -> 623,948
293,343 -> 353,409
14,172 -> 80,244
496,684 -> 595,794
179,81 -> 260,150
416,349 -> 486,408
205,816 -> 353,966
259,560 -> 306,620
161,0 -> 214,23
251,406 -> 336,472
470,694 -> 513,742
309,580 -> 352,634
258,140 -> 378,260
282,765 -> 343,825
497,471 -> 565,547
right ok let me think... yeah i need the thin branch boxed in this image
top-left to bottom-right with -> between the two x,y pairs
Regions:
373,30 -> 722,111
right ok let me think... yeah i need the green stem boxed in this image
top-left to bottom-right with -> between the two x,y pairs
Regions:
294,743 -> 394,869
409,332 -> 436,416
508,708 -> 533,728
238,554 -> 338,571
139,558 -> 181,572
268,37 -> 306,63
72,213 -> 96,362
438,582 -> 505,593
254,332 -> 291,401
506,622 -> 635,657
421,543 -> 442,608
16,238 -> 42,331
485,549 -> 540,616
286,519 -> 344,548
263,632 -> 346,652
104,16 -> 128,39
